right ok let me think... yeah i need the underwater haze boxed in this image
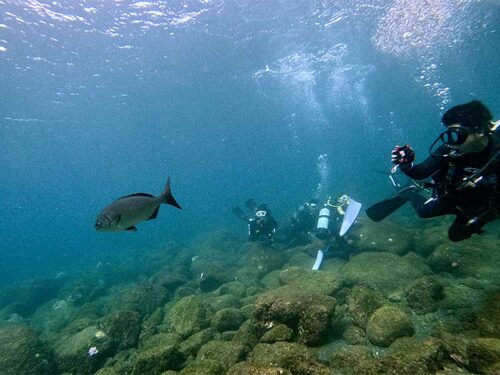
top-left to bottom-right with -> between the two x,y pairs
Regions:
1,0 -> 500,283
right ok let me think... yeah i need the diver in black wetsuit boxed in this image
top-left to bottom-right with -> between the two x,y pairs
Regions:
280,198 -> 319,246
391,100 -> 500,242
233,199 -> 278,242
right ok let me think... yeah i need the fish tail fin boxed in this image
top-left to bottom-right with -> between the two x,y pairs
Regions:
163,177 -> 182,210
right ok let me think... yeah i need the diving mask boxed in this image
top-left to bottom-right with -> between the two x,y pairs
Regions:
337,194 -> 350,206
439,126 -> 471,146
255,210 -> 267,218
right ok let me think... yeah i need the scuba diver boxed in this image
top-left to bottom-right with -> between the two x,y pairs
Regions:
280,198 -> 320,246
367,100 -> 500,242
312,194 -> 362,269
315,194 -> 356,239
232,199 -> 278,242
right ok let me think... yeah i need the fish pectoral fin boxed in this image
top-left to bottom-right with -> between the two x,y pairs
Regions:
112,214 -> 122,224
148,206 -> 160,220
125,226 -> 137,231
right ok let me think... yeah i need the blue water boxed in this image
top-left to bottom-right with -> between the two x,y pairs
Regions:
1,0 -> 499,283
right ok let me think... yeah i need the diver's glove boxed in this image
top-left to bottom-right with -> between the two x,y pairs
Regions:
391,144 -> 415,170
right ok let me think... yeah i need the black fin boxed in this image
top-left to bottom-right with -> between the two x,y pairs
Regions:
148,206 -> 160,220
366,195 -> 410,222
125,226 -> 137,231
232,206 -> 248,221
245,199 -> 257,210
163,177 -> 182,210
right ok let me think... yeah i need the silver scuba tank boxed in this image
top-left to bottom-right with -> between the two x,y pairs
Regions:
316,207 -> 331,239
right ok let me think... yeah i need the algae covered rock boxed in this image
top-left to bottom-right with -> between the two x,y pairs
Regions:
278,266 -> 342,296
232,319 -> 265,349
253,286 -> 336,346
239,242 -> 287,273
0,325 -> 55,374
227,362 -> 292,375
196,340 -> 248,370
476,291 -> 500,338
210,307 -> 246,332
141,332 -> 181,350
329,345 -> 379,374
206,293 -> 242,311
339,252 -> 431,297
466,337 -> 500,374
260,323 -> 294,343
249,342 -> 333,374
381,337 -> 446,374
427,237 -> 500,283
132,342 -> 183,374
179,359 -> 225,375
215,281 -> 247,297
99,310 -> 141,351
349,219 -> 414,255
404,275 -> 445,313
166,295 -> 210,338
106,282 -> 167,318
53,325 -> 110,373
366,305 -> 415,347
179,327 -> 218,357
345,285 -> 386,329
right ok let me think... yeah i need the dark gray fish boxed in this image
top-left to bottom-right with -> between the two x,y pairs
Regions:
95,177 -> 182,232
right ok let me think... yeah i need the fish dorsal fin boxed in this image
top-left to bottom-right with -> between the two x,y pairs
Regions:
148,206 -> 160,220
117,193 -> 155,200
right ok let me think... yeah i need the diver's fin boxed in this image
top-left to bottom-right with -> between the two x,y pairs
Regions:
125,226 -> 137,231
339,198 -> 362,236
312,245 -> 330,271
312,250 -> 324,271
163,177 -> 182,210
232,206 -> 248,221
148,206 -> 160,220
245,198 -> 257,210
366,194 -> 410,222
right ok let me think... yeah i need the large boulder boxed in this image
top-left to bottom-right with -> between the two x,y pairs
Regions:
104,283 -> 167,318
345,285 -> 386,329
0,325 -> 55,374
196,340 -> 248,371
238,242 -> 287,273
339,252 -> 431,297
227,362 -> 292,374
132,342 -> 183,374
278,266 -> 342,296
260,324 -> 293,343
53,324 -> 111,373
179,328 -> 218,358
99,310 -> 141,351
427,237 -> 500,283
210,308 -> 246,332
349,219 -> 414,256
404,276 -> 445,313
466,337 -> 500,374
366,305 -> 415,347
248,342 -> 333,374
380,337 -> 447,374
476,291 -> 500,338
165,295 -> 211,338
253,286 -> 336,346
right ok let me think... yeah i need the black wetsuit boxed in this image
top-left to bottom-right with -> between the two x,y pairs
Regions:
248,213 -> 278,242
401,142 -> 500,241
